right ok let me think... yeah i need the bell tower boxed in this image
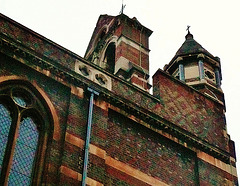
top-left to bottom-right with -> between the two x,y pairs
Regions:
163,29 -> 224,104
85,13 -> 152,91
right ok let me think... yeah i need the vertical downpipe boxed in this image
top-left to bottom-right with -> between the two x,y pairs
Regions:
82,87 -> 99,186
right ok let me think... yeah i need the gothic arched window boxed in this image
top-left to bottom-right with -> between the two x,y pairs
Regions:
0,82 -> 52,185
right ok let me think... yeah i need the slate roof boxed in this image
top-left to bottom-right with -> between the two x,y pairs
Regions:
174,31 -> 214,58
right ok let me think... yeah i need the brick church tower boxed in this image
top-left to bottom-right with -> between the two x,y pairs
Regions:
85,14 -> 152,91
0,11 -> 238,185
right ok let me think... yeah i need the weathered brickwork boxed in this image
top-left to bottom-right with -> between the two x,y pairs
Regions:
106,166 -> 148,186
44,140 -> 63,184
112,78 -> 160,112
116,42 -> 140,66
91,104 -> 108,148
116,41 -> 149,72
122,24 -> 141,44
0,16 -> 77,70
61,142 -> 83,173
198,159 -> 238,186
88,153 -> 106,183
106,110 -> 198,185
153,70 -> 228,151
66,94 -> 88,138
121,18 -> 149,49
59,174 -> 80,186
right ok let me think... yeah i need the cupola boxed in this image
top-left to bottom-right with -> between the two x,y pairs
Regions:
163,29 -> 224,104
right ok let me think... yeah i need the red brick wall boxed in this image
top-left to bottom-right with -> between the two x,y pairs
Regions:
116,41 -> 140,66
152,70 -> 229,151
106,110 -> 198,185
122,22 -> 149,49
0,14 -> 76,70
116,41 -> 149,72
198,159 -> 238,185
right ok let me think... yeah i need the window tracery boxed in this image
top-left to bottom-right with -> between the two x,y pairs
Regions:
0,82 -> 51,185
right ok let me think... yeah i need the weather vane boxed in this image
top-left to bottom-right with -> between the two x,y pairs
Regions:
186,25 -> 191,33
119,0 -> 126,14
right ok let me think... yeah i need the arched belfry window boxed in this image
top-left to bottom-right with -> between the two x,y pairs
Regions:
103,42 -> 116,73
0,81 -> 52,185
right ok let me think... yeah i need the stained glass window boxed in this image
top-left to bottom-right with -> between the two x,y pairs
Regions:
0,83 -> 49,185
0,104 -> 12,175
8,117 -> 39,185
13,96 -> 27,107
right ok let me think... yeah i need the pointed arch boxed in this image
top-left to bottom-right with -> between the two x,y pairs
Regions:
99,36 -> 118,73
0,76 -> 60,141
85,25 -> 109,59
0,75 -> 59,185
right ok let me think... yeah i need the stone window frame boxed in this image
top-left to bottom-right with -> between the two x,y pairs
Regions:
0,80 -> 53,185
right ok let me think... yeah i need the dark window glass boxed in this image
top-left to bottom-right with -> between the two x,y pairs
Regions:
0,84 -> 49,185
13,96 -> 27,107
8,117 -> 39,185
0,104 -> 12,174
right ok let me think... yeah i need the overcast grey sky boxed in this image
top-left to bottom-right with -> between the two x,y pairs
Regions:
1,0 -> 239,177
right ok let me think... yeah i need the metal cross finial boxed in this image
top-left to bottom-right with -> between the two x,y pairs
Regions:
119,0 -> 126,14
186,25 -> 191,33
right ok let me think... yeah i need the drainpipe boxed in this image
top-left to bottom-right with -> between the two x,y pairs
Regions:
82,87 -> 99,186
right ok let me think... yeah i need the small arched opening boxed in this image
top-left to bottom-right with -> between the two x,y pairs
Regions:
103,42 -> 116,73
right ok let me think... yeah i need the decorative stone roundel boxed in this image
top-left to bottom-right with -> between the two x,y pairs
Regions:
79,65 -> 90,76
95,73 -> 107,85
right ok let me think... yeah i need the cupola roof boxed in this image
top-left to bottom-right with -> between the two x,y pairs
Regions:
164,30 -> 218,72
174,31 -> 214,58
